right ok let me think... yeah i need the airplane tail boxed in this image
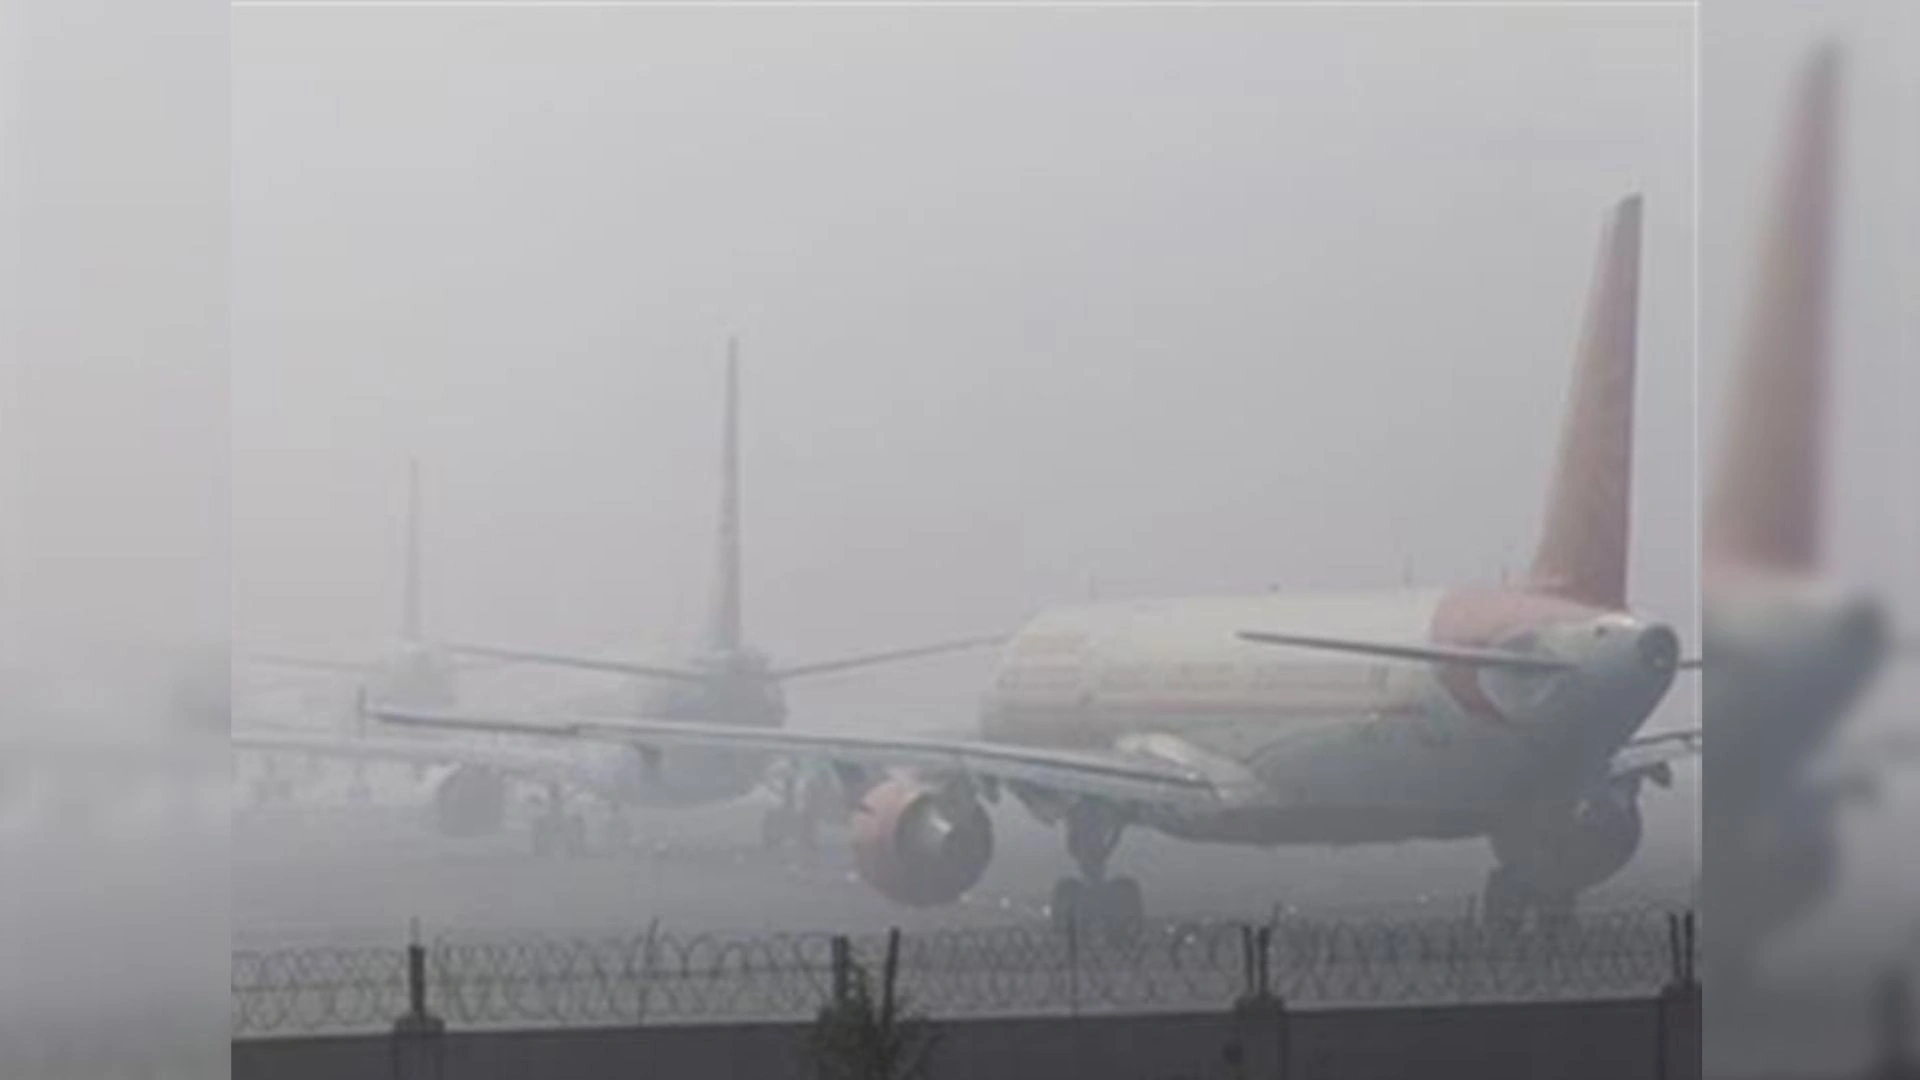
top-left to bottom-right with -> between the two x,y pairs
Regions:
705,338 -> 744,654
402,457 -> 424,643
1704,45 -> 1840,572
1526,194 -> 1644,610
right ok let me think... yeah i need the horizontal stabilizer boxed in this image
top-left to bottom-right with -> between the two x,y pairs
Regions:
443,643 -> 708,684
772,635 -> 1008,681
1235,630 -> 1573,673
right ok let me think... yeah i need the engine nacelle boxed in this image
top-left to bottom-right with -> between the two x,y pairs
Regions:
850,778 -> 993,907
433,766 -> 508,838
1496,786 -> 1642,894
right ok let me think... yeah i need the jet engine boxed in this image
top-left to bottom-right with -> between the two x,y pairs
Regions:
1496,783 -> 1643,894
850,778 -> 993,907
432,766 -> 508,838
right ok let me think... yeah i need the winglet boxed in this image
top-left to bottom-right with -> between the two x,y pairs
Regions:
1705,43 -> 1841,571
1527,194 -> 1644,609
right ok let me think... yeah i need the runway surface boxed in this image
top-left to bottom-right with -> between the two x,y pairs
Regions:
232,764 -> 1698,949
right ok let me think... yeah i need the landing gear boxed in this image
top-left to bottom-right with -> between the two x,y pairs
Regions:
761,769 -> 822,850
1049,803 -> 1143,935
1051,875 -> 1144,934
1481,865 -> 1578,935
1483,786 -> 1643,935
530,785 -> 588,857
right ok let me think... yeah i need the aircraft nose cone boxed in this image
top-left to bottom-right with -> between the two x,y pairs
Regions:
1635,623 -> 1679,674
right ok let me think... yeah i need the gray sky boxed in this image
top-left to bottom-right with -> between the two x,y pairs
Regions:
1,0 -> 227,662
234,5 -> 1700,729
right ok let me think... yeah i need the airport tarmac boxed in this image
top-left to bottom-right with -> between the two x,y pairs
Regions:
231,769 -> 1699,949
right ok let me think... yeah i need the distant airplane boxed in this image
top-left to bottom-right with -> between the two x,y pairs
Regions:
245,458 -> 465,713
378,195 -> 1695,928
1698,45 -> 1913,978
234,459 -> 503,806
245,342 -> 1001,854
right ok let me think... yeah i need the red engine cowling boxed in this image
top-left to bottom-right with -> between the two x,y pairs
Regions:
433,766 -> 508,838
850,778 -> 993,907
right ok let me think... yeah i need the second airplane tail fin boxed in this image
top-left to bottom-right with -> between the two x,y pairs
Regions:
1526,194 -> 1644,610
1705,44 -> 1841,572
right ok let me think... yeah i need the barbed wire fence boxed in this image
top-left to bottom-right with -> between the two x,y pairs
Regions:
232,905 -> 1697,1038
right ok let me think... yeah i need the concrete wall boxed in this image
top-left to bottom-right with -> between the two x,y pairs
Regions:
233,993 -> 1701,1080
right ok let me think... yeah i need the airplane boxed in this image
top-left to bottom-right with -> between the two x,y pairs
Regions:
1697,44 -> 1913,980
374,193 -> 1696,929
234,460 -> 500,807
245,458 -> 465,714
242,342 -> 1002,854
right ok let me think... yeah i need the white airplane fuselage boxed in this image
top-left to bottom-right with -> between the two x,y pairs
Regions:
981,586 -> 1678,847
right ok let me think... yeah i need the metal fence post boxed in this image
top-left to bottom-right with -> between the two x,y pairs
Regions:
1655,911 -> 1701,1080
1066,914 -> 1080,1019
830,934 -> 852,1009
635,917 -> 661,1026
1230,922 -> 1288,1080
390,918 -> 445,1080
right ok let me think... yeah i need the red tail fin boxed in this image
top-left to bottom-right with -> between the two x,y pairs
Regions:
1705,45 -> 1840,572
1527,194 -> 1644,609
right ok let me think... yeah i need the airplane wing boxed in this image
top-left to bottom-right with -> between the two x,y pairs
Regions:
1608,728 -> 1700,787
442,643 -> 709,683
769,636 -> 1007,680
230,726 -> 584,790
245,650 -> 523,678
370,702 -> 1225,809
447,634 -> 1005,685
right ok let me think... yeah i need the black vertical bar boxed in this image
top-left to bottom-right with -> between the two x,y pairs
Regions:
408,934 -> 427,1020
830,935 -> 850,1008
881,928 -> 901,1032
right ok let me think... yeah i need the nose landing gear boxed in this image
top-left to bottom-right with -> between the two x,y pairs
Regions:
1481,864 -> 1578,935
1050,803 -> 1144,935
